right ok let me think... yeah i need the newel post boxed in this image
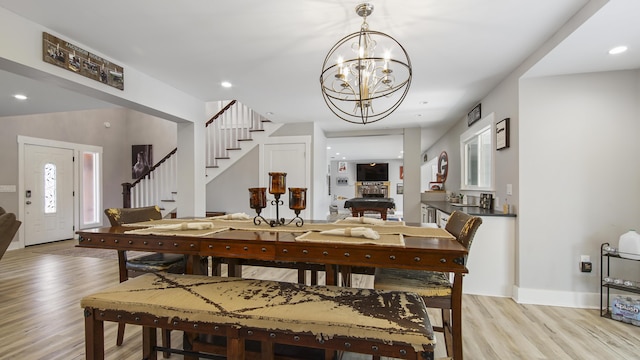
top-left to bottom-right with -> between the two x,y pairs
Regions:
121,183 -> 132,208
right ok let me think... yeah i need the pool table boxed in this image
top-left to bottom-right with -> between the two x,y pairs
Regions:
343,197 -> 395,220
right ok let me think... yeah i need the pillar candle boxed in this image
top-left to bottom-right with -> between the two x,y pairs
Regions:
288,187 -> 307,210
248,187 -> 267,209
269,172 -> 287,195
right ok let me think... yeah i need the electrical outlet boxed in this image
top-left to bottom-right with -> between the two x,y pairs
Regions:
580,255 -> 592,273
506,184 -> 513,195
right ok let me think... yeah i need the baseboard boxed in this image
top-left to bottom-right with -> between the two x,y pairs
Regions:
8,241 -> 21,251
513,285 -> 600,309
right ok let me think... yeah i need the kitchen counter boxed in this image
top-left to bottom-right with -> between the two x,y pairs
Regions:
423,201 -> 516,217
423,201 -> 516,297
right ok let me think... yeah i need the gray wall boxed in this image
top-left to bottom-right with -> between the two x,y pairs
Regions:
425,66 -> 639,306
0,108 -> 176,229
205,147 -> 260,214
519,70 -> 640,302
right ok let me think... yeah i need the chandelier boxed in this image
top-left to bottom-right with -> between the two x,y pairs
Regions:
320,3 -> 412,125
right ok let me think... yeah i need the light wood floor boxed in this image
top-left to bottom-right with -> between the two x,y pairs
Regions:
0,240 -> 638,360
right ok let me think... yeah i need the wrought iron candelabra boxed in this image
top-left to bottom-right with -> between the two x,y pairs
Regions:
249,172 -> 306,227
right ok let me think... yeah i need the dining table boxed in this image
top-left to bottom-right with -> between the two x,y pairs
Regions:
76,217 -> 468,359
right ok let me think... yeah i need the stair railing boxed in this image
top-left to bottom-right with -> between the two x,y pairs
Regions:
121,100 -> 267,209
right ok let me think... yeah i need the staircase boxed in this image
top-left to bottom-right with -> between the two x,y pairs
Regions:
122,100 -> 281,215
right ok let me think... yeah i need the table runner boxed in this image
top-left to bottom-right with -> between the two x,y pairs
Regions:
121,219 -> 454,240
123,226 -> 229,237
334,217 -> 406,226
295,231 -> 405,246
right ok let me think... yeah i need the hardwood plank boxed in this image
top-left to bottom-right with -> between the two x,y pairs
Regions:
0,240 -> 638,359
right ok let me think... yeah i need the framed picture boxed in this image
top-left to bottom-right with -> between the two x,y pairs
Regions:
132,145 -> 153,179
496,118 -> 510,150
467,103 -> 481,126
397,183 -> 403,194
338,161 -> 347,173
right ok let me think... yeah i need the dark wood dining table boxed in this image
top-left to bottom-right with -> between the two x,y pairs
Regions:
76,222 -> 468,359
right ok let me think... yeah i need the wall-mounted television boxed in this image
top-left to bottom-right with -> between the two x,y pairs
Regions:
356,163 -> 389,182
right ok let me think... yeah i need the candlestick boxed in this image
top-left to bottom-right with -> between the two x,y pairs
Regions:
269,172 -> 286,195
288,188 -> 307,211
249,173 -> 304,227
249,187 -> 267,210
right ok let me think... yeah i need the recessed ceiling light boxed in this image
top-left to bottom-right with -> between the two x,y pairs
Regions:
266,111 -> 274,116
221,81 -> 232,88
14,94 -> 28,100
326,146 -> 332,150
419,101 -> 428,105
609,46 -> 628,55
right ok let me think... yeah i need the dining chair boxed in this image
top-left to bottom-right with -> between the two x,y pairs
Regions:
104,205 -> 189,357
373,211 -> 482,360
0,207 -> 22,262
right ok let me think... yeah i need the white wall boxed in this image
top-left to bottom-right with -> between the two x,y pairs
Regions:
312,122 -> 331,220
517,70 -> 640,307
329,159 -> 405,214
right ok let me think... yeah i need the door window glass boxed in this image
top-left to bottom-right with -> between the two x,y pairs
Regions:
44,163 -> 57,213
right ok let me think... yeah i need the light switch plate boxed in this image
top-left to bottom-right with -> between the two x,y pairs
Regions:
506,184 -> 512,195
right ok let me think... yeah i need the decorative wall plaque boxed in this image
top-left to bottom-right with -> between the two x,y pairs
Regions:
42,32 -> 124,90
496,117 -> 510,150
467,103 -> 481,126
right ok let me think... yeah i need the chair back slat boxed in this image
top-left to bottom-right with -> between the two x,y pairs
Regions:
444,211 -> 482,250
104,206 -> 162,226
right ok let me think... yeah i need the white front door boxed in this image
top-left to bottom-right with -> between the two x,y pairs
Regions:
263,143 -> 307,220
24,144 -> 74,246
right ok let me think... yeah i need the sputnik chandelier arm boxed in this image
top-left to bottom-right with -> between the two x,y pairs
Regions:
320,3 -> 412,125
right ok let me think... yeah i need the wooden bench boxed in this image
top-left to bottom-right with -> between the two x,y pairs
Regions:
81,273 -> 435,360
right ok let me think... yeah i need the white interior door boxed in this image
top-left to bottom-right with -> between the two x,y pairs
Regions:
24,144 -> 74,246
263,143 -> 307,220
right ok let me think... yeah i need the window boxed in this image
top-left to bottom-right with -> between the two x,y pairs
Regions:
80,150 -> 102,227
460,113 -> 494,191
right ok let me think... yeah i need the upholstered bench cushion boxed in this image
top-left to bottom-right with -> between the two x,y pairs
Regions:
81,273 -> 435,352
374,268 -> 452,297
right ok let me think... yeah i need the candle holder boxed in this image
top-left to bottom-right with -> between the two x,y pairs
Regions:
248,173 -> 306,227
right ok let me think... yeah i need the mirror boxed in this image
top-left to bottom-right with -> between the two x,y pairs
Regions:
437,151 -> 448,183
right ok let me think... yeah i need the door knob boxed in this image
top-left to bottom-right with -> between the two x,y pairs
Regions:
26,201 -> 32,205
